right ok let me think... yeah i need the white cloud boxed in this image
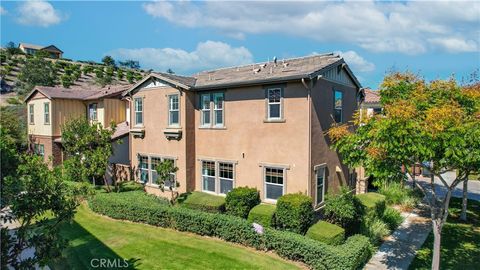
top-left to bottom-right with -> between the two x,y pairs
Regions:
17,0 -> 63,27
143,1 -> 480,54
335,51 -> 375,72
110,41 -> 253,74
0,6 -> 7,15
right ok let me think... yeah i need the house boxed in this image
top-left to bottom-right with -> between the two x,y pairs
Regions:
24,85 -> 131,173
360,88 -> 381,117
18,43 -> 63,59
123,53 -> 364,206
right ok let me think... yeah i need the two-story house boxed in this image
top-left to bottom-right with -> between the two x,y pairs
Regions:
24,85 -> 131,170
123,53 -> 363,206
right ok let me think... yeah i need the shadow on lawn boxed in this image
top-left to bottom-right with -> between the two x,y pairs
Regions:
50,220 -> 141,270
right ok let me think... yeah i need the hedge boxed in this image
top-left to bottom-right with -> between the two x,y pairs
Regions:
89,192 -> 372,270
306,221 -> 345,245
276,193 -> 314,234
356,192 -> 386,218
225,187 -> 260,218
180,191 -> 225,213
247,204 -> 276,228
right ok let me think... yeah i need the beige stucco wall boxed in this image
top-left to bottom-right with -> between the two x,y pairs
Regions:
195,82 -> 310,202
129,85 -> 194,197
52,99 -> 86,136
27,92 -> 53,136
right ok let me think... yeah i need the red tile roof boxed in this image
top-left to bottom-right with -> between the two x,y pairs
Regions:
364,88 -> 380,104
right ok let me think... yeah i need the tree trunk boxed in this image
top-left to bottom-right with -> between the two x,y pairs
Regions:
431,219 -> 442,270
460,179 -> 468,221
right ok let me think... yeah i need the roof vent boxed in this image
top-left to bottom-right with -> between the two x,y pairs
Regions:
282,62 -> 289,68
254,68 -> 261,74
273,56 -> 277,66
260,63 -> 267,68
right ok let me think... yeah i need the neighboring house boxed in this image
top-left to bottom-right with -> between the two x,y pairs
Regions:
123,53 -> 363,207
18,43 -> 63,59
24,85 -> 130,171
360,88 -> 382,118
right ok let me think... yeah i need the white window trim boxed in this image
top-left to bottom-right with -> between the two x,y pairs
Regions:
200,159 -> 235,195
200,94 -> 211,127
89,103 -> 98,122
213,93 -> 224,127
134,97 -> 144,127
262,165 -> 287,203
140,154 -> 178,190
168,94 -> 180,127
267,88 -> 282,120
43,102 -> 50,125
314,163 -> 327,207
29,104 -> 35,125
138,155 -> 149,184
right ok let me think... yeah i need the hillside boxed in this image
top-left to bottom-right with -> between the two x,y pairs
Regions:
0,50 -> 146,103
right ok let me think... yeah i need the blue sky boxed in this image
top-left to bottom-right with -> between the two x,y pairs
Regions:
1,1 -> 479,88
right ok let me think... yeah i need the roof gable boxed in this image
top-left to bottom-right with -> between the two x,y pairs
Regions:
41,45 -> 63,53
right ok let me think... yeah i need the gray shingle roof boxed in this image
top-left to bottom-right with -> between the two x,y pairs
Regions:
192,53 -> 343,89
25,84 -> 131,102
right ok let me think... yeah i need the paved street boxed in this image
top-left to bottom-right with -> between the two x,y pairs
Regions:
411,171 -> 480,201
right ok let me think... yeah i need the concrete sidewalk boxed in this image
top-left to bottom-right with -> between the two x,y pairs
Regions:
364,203 -> 431,270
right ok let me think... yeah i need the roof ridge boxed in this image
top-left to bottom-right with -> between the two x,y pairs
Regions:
194,52 -> 337,75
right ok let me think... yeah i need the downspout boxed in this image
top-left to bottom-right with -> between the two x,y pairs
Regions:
302,78 -> 312,199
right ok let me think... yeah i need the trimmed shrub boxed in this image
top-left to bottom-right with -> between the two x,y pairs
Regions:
248,204 -> 276,228
276,193 -> 314,234
181,191 -> 225,213
89,191 -> 372,270
382,207 -> 403,231
225,187 -> 260,218
306,221 -> 345,245
118,181 -> 144,192
323,188 -> 362,233
356,192 -> 386,218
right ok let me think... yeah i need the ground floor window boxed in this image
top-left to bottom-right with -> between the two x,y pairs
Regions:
138,155 -> 149,183
201,160 -> 235,195
315,165 -> 326,205
139,155 -> 177,188
33,144 -> 45,156
264,167 -> 284,201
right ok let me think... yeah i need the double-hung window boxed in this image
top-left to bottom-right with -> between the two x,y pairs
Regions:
88,103 -> 97,121
333,90 -> 343,123
29,104 -> 34,124
34,144 -> 45,156
202,161 -> 216,192
202,160 -> 235,194
150,157 -> 162,185
138,155 -> 149,183
163,158 -> 176,188
168,94 -> 179,126
44,103 -> 50,124
213,93 -> 224,126
200,93 -> 224,127
264,167 -> 284,201
134,97 -> 143,126
219,163 -> 234,194
315,165 -> 326,205
267,88 -> 282,120
200,94 -> 211,126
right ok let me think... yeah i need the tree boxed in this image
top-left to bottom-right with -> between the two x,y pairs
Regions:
328,72 -> 480,270
101,55 -> 115,67
1,154 -> 87,269
16,54 -> 57,94
61,118 -> 115,190
0,105 -> 27,183
117,68 -> 124,80
118,60 -> 140,69
5,41 -> 22,55
155,160 -> 179,205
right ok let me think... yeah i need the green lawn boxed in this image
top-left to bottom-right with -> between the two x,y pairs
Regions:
50,204 -> 301,270
409,198 -> 480,270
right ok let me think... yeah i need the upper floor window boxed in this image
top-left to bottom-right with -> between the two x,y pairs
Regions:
29,104 -> 34,124
334,90 -> 343,123
44,103 -> 50,125
200,92 -> 224,127
88,103 -> 98,121
267,88 -> 282,120
134,97 -> 143,126
168,94 -> 179,126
